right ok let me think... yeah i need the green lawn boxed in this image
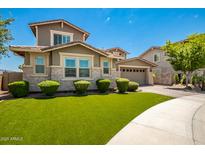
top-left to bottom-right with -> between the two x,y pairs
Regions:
0,92 -> 172,145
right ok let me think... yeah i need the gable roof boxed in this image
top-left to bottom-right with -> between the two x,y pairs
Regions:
116,56 -> 158,67
29,19 -> 90,39
42,41 -> 108,56
9,41 -> 108,57
105,47 -> 130,54
138,46 -> 161,58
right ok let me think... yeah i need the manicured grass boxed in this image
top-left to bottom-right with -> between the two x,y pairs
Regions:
0,92 -> 172,145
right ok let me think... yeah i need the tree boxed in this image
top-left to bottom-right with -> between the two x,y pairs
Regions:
18,64 -> 23,71
161,33 -> 205,87
0,15 -> 14,59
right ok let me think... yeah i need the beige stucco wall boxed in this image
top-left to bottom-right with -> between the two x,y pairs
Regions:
117,59 -> 151,67
37,22 -> 84,46
140,49 -> 175,85
22,47 -> 120,91
24,53 -> 30,65
51,45 -> 102,67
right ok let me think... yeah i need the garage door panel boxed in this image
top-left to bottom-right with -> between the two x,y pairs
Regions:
120,68 -> 146,85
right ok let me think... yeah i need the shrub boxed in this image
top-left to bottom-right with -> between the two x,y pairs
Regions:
128,81 -> 139,92
38,80 -> 60,96
73,80 -> 91,94
180,74 -> 186,85
191,74 -> 198,86
116,78 -> 129,93
173,74 -> 180,84
8,80 -> 29,98
196,76 -> 205,91
96,79 -> 111,93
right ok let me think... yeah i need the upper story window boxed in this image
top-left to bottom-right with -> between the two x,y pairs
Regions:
113,51 -> 119,56
54,34 -> 71,45
103,61 -> 109,74
35,56 -> 45,74
153,53 -> 160,63
51,30 -> 73,46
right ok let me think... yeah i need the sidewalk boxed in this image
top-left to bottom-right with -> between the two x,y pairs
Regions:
108,94 -> 205,144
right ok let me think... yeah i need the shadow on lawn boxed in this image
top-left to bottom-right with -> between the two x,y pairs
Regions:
1,90 -> 138,101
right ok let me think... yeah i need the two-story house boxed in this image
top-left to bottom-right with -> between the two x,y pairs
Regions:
139,46 -> 205,85
10,19 -> 156,91
139,46 -> 175,85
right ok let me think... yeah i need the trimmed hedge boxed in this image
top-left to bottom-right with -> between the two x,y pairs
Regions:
96,79 -> 111,93
116,78 -> 129,93
180,74 -> 186,85
73,80 -> 91,94
8,80 -> 29,98
174,74 -> 180,84
128,81 -> 139,92
38,80 -> 60,96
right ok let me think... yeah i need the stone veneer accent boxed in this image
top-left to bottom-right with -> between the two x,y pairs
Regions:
23,66 -> 51,91
23,66 -> 120,92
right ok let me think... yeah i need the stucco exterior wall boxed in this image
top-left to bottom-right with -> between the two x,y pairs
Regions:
51,45 -> 102,67
37,23 -> 84,46
116,59 -> 151,67
23,48 -> 119,91
140,49 -> 175,85
24,53 -> 30,65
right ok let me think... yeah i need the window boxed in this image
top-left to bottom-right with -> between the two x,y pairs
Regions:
113,52 -> 119,56
35,56 -> 45,74
65,59 -> 76,77
64,58 -> 91,78
54,34 -> 70,45
154,53 -> 160,62
103,61 -> 109,74
79,59 -> 90,77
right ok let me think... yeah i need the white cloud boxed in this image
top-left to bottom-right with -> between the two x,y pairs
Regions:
193,14 -> 199,19
105,17 -> 111,23
128,20 -> 133,24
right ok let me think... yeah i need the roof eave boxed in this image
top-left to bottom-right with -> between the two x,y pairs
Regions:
42,42 -> 108,57
29,20 -> 90,37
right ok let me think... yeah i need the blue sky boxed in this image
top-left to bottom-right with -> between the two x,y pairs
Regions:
0,8 -> 205,71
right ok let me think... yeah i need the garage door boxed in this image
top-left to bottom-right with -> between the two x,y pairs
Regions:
120,68 -> 146,85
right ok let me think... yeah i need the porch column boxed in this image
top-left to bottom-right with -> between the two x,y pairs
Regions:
146,68 -> 153,85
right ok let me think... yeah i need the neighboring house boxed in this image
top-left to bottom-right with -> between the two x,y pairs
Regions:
139,46 -> 205,85
139,46 -> 175,85
10,19 -> 156,91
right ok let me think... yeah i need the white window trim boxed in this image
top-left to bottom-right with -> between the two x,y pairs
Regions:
34,55 -> 46,75
153,53 -> 160,63
102,60 -> 110,76
61,53 -> 93,80
79,59 -> 91,78
64,58 -> 77,78
50,30 -> 74,46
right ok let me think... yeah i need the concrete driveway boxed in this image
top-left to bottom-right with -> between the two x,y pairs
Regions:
140,85 -> 201,97
108,94 -> 205,145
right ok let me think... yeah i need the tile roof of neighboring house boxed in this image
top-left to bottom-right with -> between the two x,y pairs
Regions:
105,47 -> 130,54
116,56 -> 158,67
29,19 -> 90,39
138,46 -> 161,58
9,41 -> 108,57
